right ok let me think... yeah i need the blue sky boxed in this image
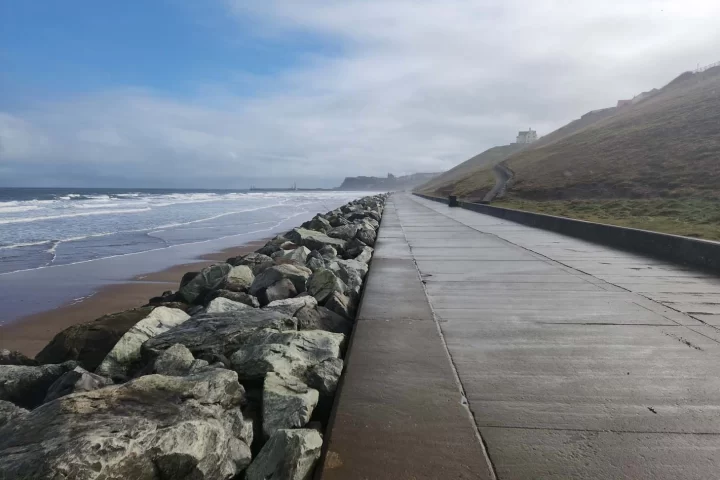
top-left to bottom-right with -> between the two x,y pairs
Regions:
1,0 -> 719,188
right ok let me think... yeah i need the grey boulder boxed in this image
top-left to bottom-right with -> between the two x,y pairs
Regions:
206,296 -> 255,314
286,228 -> 347,254
250,264 -> 312,298
224,265 -> 255,292
262,373 -> 318,438
307,269 -> 347,304
354,245 -> 374,264
327,224 -> 359,241
0,349 -> 38,366
297,306 -> 354,336
231,252 -> 273,274
305,358 -> 344,395
245,429 -> 323,480
0,399 -> 28,428
206,290 -> 260,308
0,369 -> 252,480
142,309 -> 297,362
152,343 -> 195,376
0,361 -> 77,409
230,344 -> 307,380
325,291 -> 354,319
178,263 -> 232,304
273,246 -> 311,264
262,278 -> 298,305
263,295 -> 318,317
43,366 -> 112,403
356,226 -> 377,247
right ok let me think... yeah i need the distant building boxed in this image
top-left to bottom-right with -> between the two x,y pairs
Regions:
516,128 -> 538,144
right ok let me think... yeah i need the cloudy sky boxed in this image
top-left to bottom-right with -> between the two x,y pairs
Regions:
1,1 -> 719,188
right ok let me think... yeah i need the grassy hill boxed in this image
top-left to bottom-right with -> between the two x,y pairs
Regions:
417,65 -> 720,239
415,144 -> 526,198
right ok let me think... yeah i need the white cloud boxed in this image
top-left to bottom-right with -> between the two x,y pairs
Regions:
2,0 -> 720,187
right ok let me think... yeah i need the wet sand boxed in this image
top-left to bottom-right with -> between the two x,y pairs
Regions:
0,240 -> 267,357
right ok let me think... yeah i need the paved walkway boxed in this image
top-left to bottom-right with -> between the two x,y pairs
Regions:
321,193 -> 720,479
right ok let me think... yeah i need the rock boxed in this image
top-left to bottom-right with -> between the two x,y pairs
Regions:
142,310 -> 297,362
354,245 -> 374,264
0,400 -> 27,428
178,263 -> 232,304
302,215 -> 332,233
305,255 -> 326,272
286,228 -> 347,254
0,349 -> 38,366
0,369 -> 252,480
257,243 -> 280,257
179,271 -> 200,289
262,278 -> 298,304
344,237 -> 368,258
275,246 -> 311,264
319,245 -> 337,260
96,307 -> 190,381
206,289 -> 260,308
356,226 -> 377,247
325,291 -> 353,319
152,343 -> 195,376
334,258 -> 368,291
206,296 -> 255,314
297,306 -> 353,336
262,373 -> 318,438
0,361 -> 77,409
263,296 -> 318,317
250,264 -> 312,295
245,429 -> 323,480
35,306 -> 155,371
230,344 -> 307,381
327,224 -> 359,241
224,265 -> 255,292
305,358 -> 344,395
307,269 -> 347,304
43,366 -> 112,403
244,329 -> 345,364
231,252 -> 273,274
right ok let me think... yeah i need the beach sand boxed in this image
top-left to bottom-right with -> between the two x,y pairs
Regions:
0,240 -> 267,357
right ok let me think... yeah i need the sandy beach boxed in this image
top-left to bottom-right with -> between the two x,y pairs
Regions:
0,240 -> 267,357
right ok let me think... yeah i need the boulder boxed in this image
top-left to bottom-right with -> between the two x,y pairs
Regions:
297,306 -> 353,336
231,252 -> 273,274
43,366 -> 112,403
206,296 -> 255,314
274,246 -> 311,264
178,263 -> 232,304
327,224 -> 359,241
0,400 -> 27,428
285,228 -> 347,254
263,296 -> 318,318
305,255 -> 326,273
244,329 -> 345,364
0,369 -> 252,480
245,429 -> 323,480
262,373 -> 318,438
344,237 -> 368,258
305,358 -> 344,395
152,343 -> 195,376
356,226 -> 377,247
257,243 -> 281,257
325,291 -> 353,319
96,307 -> 190,381
142,310 -> 297,362
354,245 -> 374,264
250,264 -> 312,296
302,215 -> 332,233
334,258 -> 368,291
179,271 -> 200,289
205,289 -> 260,308
319,245 -> 338,260
35,306 -> 155,370
0,349 -> 38,366
230,344 -> 307,381
307,269 -> 347,304
262,278 -> 298,305
0,361 -> 77,409
224,265 -> 255,292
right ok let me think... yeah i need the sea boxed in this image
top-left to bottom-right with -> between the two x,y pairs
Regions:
0,187 -> 370,323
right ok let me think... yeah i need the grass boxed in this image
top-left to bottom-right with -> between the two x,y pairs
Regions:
494,198 -> 720,241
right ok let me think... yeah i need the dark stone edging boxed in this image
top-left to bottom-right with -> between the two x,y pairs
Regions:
414,192 -> 720,273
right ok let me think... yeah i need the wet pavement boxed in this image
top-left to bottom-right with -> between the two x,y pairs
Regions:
321,193 -> 720,479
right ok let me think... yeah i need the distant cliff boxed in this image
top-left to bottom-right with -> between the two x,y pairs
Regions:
337,173 -> 440,191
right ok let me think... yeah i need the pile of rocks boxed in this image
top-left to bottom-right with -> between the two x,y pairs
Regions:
0,194 -> 387,480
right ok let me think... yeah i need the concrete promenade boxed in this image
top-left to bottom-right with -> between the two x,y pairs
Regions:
320,193 -> 720,479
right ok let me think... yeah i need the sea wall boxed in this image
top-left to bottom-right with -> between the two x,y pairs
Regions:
415,192 -> 720,273
0,194 -> 388,480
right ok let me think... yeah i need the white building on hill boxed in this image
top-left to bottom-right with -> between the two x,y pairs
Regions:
516,128 -> 538,144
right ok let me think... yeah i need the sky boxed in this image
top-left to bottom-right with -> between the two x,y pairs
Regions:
1,1 -> 719,189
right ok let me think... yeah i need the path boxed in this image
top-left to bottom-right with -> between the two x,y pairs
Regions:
321,193 -> 720,479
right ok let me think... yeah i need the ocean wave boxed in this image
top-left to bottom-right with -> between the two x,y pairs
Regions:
0,205 -> 40,213
0,208 -> 152,225
0,240 -> 54,250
